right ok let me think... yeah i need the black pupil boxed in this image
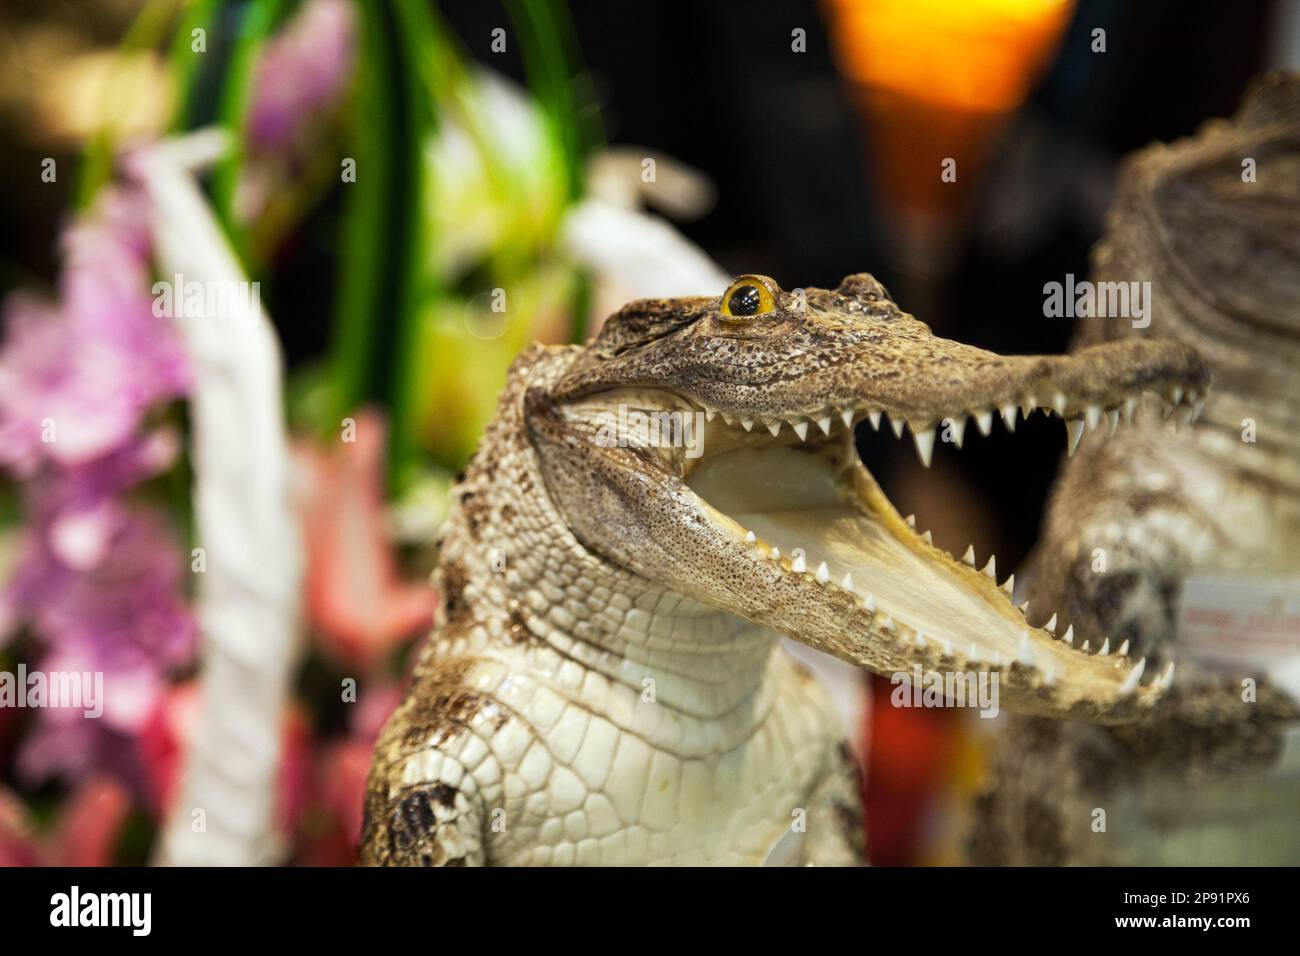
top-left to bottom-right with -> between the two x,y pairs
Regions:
728,284 -> 763,316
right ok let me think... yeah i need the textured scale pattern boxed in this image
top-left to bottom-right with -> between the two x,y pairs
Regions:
362,346 -> 864,866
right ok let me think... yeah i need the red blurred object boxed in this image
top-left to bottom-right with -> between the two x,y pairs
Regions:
299,681 -> 400,866
0,776 -> 130,866
294,408 -> 436,672
137,680 -> 310,835
863,673 -> 959,865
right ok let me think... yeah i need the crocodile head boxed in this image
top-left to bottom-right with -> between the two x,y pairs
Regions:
527,273 -> 1209,721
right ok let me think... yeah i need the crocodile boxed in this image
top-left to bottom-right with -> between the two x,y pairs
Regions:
969,72 -> 1300,865
361,272 -> 1205,866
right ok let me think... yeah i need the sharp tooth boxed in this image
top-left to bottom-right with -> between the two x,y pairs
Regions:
1118,639 -> 1130,657
816,414 -> 833,436
722,413 -> 734,425
1099,638 -> 1110,655
841,572 -> 854,590
1017,601 -> 1029,613
920,530 -> 933,545
981,556 -> 996,579
791,552 -> 806,573
1081,640 -> 1091,653
866,409 -> 881,430
975,410 -> 993,436
1066,418 -> 1085,456
1159,660 -> 1175,689
744,530 -> 756,543
961,545 -> 976,565
905,514 -> 916,528
1001,574 -> 1015,595
741,417 -> 755,431
1000,404 -> 1018,432
889,414 -> 905,439
1052,392 -> 1068,415
948,416 -> 966,448
863,593 -> 876,613
880,614 -> 894,631
766,420 -> 782,437
1191,398 -> 1205,422
1045,613 -> 1058,634
1085,404 -> 1102,429
770,547 -> 781,560
1123,396 -> 1138,423
793,420 -> 810,441
841,408 -> 856,428
1119,657 -> 1146,695
1170,386 -> 1184,405
705,409 -> 716,422
1107,409 -> 1120,435
815,561 -> 830,583
1062,625 -> 1074,646
911,426 -> 936,467
1016,631 -> 1034,665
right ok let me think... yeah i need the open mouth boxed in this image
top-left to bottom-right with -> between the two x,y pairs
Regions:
677,389 -> 1196,713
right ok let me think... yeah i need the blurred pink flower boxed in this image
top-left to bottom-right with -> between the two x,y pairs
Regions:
246,0 -> 357,153
0,189 -> 188,477
0,185 -> 196,787
295,410 -> 435,672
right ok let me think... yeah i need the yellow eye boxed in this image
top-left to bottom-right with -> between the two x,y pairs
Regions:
720,275 -> 777,319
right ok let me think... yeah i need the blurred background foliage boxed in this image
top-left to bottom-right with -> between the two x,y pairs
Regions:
0,0 -> 1293,865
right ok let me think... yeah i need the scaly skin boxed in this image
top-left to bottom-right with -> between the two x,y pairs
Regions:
970,72 -> 1300,866
363,272 -> 1206,866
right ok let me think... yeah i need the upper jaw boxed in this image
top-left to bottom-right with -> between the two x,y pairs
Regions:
679,337 -> 1211,466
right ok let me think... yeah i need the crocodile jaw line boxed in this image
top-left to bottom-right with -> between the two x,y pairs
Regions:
672,396 -> 1184,721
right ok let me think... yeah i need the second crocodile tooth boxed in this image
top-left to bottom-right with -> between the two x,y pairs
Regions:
1000,404 -> 1018,431
767,420 -> 782,437
792,420 -> 810,441
816,414 -> 833,436
1119,657 -> 1146,695
961,545 -> 976,565
1066,418 -> 1085,456
947,416 -> 966,448
791,551 -> 806,573
975,409 -> 993,436
912,426 -> 936,468
815,561 -> 830,583
981,556 -> 996,579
